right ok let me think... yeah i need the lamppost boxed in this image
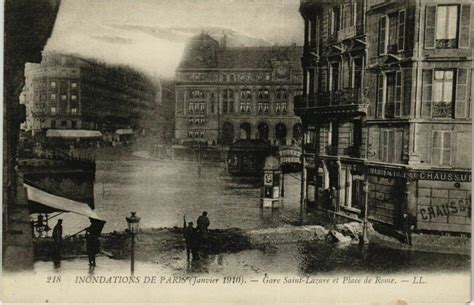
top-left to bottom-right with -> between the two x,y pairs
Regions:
126,212 -> 141,275
362,178 -> 369,244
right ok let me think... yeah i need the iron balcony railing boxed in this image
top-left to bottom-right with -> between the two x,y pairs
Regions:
294,88 -> 366,109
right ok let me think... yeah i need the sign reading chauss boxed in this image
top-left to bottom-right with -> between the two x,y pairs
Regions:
367,167 -> 471,182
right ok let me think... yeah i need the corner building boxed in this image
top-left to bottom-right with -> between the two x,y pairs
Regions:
22,52 -> 160,137
175,34 -> 304,146
297,0 -> 472,234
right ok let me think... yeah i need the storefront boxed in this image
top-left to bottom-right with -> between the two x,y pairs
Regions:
366,165 -> 471,234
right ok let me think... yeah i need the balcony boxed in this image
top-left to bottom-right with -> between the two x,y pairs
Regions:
337,26 -> 356,41
294,88 -> 368,119
387,44 -> 398,54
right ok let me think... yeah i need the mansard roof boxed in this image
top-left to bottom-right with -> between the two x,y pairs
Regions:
178,34 -> 303,71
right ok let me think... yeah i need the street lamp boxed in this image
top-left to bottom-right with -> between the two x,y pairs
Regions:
126,212 -> 140,275
362,180 -> 369,244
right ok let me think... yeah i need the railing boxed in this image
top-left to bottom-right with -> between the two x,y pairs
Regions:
387,44 -> 398,54
295,89 -> 367,111
337,26 -> 356,41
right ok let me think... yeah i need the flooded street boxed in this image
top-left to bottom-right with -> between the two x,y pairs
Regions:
35,240 -> 470,276
61,156 -> 306,234
46,155 -> 469,276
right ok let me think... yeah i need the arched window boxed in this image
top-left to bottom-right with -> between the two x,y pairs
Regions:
275,123 -> 288,145
221,122 -> 234,145
257,122 -> 269,140
239,123 -> 252,139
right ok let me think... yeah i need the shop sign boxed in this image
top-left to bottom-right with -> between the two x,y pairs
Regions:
367,167 -> 471,182
280,148 -> 301,164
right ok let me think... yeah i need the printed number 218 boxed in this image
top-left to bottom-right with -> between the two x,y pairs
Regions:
46,275 -> 61,283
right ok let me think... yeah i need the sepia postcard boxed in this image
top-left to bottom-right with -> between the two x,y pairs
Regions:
2,0 -> 472,303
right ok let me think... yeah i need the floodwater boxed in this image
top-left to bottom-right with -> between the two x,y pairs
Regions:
34,241 -> 470,276
46,153 -> 470,276
61,154 -> 307,234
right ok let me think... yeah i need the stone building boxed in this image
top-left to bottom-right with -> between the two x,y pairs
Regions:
297,0 -> 472,234
175,34 -> 304,146
21,52 -> 160,138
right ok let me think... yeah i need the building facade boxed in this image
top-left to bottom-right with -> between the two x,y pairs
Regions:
297,0 -> 472,234
175,34 -> 304,146
21,52 -> 160,138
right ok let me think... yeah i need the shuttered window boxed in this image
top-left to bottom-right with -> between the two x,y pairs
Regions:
459,5 -> 471,48
432,131 -> 452,166
424,6 -> 437,49
421,69 -> 469,119
432,70 -> 454,118
455,69 -> 468,118
402,68 -> 411,117
436,5 -> 458,48
395,72 -> 402,117
421,70 -> 433,117
380,130 -> 395,163
378,16 -> 387,54
425,5 -> 471,49
376,73 -> 384,118
398,10 -> 406,51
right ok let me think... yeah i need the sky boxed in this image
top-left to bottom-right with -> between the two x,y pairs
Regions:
45,0 -> 304,78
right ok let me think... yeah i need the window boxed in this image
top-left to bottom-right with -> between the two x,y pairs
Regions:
71,121 -> 77,128
50,81 -> 56,88
329,62 -> 340,91
432,70 -> 454,118
71,82 -> 77,88
71,108 -> 77,114
230,75 -> 235,81
330,6 -> 341,35
425,5 -> 471,49
61,95 -> 67,101
376,71 -> 402,118
432,131 -> 452,165
398,11 -> 406,51
50,106 -> 56,114
265,73 -> 271,81
380,130 -> 395,162
436,5 -> 458,48
222,89 -> 234,114
61,120 -> 67,127
50,93 -> 56,101
71,95 -> 77,101
223,75 -> 228,82
51,120 -> 56,128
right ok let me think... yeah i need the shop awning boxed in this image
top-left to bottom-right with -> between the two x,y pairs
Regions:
116,129 -> 134,135
24,184 -> 104,221
46,129 -> 103,139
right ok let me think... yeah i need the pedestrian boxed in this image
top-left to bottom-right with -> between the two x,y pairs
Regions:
52,219 -> 63,260
184,222 -> 199,260
196,211 -> 210,251
329,186 -> 337,211
402,213 -> 413,246
85,226 -> 100,267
